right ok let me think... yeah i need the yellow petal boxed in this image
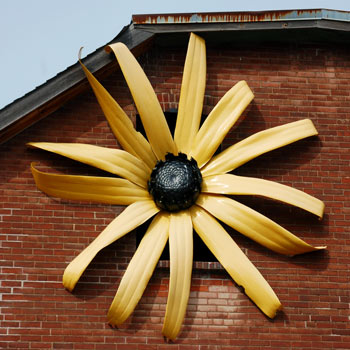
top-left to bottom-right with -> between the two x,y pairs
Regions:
196,194 -> 326,256
174,33 -> 206,154
162,211 -> 193,340
202,174 -> 324,218
108,213 -> 169,325
202,119 -> 318,177
106,43 -> 176,160
190,81 -> 254,167
79,59 -> 156,171
27,142 -> 149,188
190,205 -> 282,318
31,163 -> 150,205
63,200 -> 159,291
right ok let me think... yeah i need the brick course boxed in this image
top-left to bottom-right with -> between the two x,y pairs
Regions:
1,41 -> 349,349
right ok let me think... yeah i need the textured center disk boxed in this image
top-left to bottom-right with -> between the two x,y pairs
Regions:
148,153 -> 202,212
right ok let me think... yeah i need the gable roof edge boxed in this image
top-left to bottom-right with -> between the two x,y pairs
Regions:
0,24 -> 154,144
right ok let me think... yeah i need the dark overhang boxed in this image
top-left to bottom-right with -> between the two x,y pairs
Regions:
131,8 -> 350,48
1,8 -> 349,144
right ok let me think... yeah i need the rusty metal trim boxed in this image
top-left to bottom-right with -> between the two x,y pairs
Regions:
132,9 -> 350,25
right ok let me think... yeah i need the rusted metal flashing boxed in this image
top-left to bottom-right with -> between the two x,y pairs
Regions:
132,9 -> 350,25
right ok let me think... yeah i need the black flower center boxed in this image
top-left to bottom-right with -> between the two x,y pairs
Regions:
148,153 -> 202,212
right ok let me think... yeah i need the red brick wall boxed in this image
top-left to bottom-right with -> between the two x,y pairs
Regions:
1,39 -> 349,349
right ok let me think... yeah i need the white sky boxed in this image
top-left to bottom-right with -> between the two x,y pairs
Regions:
1,0 -> 349,109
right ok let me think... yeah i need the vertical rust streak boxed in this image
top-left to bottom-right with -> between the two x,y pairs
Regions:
132,9 -> 322,24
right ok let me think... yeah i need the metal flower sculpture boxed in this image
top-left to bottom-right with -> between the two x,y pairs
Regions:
29,33 -> 325,340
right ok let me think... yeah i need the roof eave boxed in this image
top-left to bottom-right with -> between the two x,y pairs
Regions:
131,8 -> 350,33
132,8 -> 350,25
0,24 -> 154,144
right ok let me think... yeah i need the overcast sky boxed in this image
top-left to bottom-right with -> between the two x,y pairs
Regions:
1,0 -> 349,109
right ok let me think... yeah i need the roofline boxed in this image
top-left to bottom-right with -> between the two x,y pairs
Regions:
1,8 -> 350,144
0,24 -> 154,144
132,8 -> 350,24
132,8 -> 350,33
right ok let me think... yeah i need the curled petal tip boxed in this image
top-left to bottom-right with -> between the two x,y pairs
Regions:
107,313 -> 116,326
62,282 -> 74,293
63,285 -> 74,293
78,47 -> 84,61
318,203 -> 325,219
289,245 -> 327,257
304,118 -> 318,135
27,142 -> 38,149
162,335 -> 174,343
269,303 -> 283,319
257,297 -> 282,319
105,42 -> 125,53
108,319 -> 119,329
62,269 -> 76,292
107,308 -> 125,327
